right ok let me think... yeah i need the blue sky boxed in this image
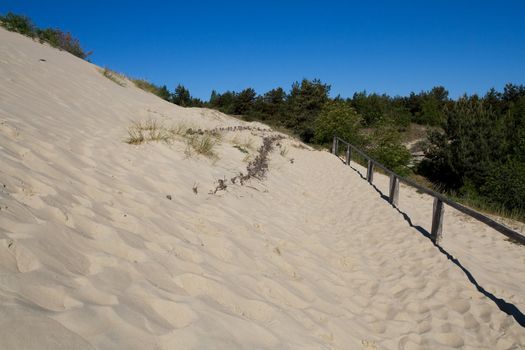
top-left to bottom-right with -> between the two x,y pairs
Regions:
2,1 -> 524,100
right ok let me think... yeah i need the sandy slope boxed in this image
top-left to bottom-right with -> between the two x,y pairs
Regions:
0,27 -> 524,349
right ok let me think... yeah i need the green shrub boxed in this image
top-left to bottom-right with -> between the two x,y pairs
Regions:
367,123 -> 411,175
480,159 -> 525,215
313,100 -> 364,146
1,12 -> 35,36
35,28 -> 89,59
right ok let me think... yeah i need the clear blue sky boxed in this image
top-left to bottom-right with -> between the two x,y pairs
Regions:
2,1 -> 524,100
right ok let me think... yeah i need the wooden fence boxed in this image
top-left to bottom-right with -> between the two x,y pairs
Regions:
332,135 -> 525,245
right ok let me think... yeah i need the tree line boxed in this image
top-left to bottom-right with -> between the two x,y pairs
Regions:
186,81 -> 525,219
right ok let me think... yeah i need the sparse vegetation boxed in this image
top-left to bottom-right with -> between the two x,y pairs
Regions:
231,134 -> 254,150
126,126 -> 145,145
125,119 -> 170,145
211,134 -> 284,194
0,12 -> 91,59
210,178 -> 228,194
189,134 -> 217,157
131,79 -> 171,101
125,120 -> 218,159
101,68 -> 126,87
292,142 -> 309,150
169,122 -> 191,136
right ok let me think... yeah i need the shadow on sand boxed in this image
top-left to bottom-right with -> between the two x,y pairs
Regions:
344,160 -> 525,328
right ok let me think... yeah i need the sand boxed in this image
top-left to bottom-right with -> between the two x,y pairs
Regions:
0,27 -> 524,349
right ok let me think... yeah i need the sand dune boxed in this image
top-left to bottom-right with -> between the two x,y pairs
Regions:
1,27 -> 524,349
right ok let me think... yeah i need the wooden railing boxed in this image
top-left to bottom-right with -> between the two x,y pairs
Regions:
332,135 -> 525,245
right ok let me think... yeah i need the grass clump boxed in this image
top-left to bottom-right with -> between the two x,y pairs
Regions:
190,134 -> 217,157
125,119 -> 170,145
101,68 -> 126,87
131,79 -> 171,101
169,122 -> 190,136
126,127 -> 145,145
231,134 -> 255,156
126,120 -> 218,159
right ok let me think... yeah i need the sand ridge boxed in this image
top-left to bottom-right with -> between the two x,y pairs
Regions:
1,27 -> 525,349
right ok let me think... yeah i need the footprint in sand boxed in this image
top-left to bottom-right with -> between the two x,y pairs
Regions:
361,339 -> 379,349
2,239 -> 41,273
0,121 -> 20,138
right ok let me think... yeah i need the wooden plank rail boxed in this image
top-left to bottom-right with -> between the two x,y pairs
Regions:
332,135 -> 525,245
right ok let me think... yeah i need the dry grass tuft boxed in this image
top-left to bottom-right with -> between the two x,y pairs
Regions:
231,134 -> 255,150
169,122 -> 190,136
190,134 -> 217,157
101,67 -> 126,87
125,120 -> 218,159
292,142 -> 309,150
125,119 -> 171,144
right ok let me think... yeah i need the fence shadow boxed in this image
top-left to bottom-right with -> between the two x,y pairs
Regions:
340,156 -> 525,328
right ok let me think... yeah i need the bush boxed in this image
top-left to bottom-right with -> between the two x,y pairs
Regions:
420,93 -> 525,219
0,12 -> 35,36
313,100 -> 363,146
421,97 -> 507,189
367,123 -> 411,175
481,159 -> 525,215
36,28 -> 90,59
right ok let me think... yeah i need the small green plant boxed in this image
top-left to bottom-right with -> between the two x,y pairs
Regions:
102,68 -> 126,87
233,145 -> 249,154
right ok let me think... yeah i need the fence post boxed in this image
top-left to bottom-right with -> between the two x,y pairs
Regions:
431,198 -> 445,244
345,144 -> 351,165
389,174 -> 399,206
332,135 -> 337,155
367,160 -> 374,183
